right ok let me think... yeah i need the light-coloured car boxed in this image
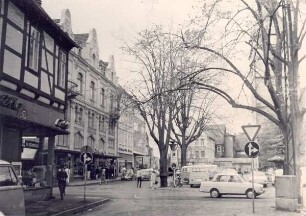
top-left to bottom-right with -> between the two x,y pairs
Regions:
0,160 -> 25,216
200,173 -> 265,199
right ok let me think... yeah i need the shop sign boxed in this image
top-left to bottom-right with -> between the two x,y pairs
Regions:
23,140 -> 39,149
0,94 -> 27,119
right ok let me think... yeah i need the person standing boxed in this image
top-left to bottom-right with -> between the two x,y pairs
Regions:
136,169 -> 142,188
57,165 -> 68,200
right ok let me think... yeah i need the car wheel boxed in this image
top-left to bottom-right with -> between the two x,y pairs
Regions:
246,189 -> 256,199
263,184 -> 267,188
210,189 -> 220,198
190,184 -> 193,188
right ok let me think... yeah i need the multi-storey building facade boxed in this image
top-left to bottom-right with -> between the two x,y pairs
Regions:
186,131 -> 216,165
117,90 -> 149,174
52,9 -> 121,180
0,0 -> 76,197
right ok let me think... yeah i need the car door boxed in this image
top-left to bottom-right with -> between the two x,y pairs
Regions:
0,164 -> 25,216
216,175 -> 230,193
226,175 -> 244,194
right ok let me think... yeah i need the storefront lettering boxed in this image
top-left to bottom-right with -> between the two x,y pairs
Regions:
0,94 -> 27,119
24,140 -> 39,149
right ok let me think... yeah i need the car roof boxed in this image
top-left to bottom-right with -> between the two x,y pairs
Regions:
0,160 -> 11,165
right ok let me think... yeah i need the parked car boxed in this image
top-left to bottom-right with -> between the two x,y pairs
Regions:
121,169 -> 135,181
140,168 -> 153,180
0,160 -> 25,216
244,171 -> 269,188
200,173 -> 265,199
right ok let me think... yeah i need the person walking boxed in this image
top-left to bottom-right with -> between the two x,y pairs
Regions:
136,169 -> 142,188
100,167 -> 107,184
57,165 -> 68,200
150,170 -> 157,189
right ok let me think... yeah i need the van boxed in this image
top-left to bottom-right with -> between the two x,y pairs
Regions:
181,164 -> 219,185
0,160 -> 25,216
189,167 -> 209,187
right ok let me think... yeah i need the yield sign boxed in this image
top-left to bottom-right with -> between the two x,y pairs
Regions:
242,125 -> 261,141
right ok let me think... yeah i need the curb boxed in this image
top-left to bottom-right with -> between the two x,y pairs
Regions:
50,198 -> 110,216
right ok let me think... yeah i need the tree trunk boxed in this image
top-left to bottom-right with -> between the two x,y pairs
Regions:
180,144 -> 187,167
159,148 -> 169,187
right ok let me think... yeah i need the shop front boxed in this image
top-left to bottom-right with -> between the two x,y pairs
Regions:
118,153 -> 134,177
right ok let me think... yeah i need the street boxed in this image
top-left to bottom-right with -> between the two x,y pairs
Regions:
58,180 -> 303,216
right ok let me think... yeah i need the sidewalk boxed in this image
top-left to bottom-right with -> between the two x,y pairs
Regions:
25,178 -> 120,216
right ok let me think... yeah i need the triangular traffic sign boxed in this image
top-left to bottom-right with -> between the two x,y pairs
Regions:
242,125 -> 261,141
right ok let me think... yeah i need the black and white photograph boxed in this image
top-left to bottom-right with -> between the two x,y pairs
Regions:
0,0 -> 305,215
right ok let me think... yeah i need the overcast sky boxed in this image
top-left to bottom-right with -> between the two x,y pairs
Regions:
42,0 -> 196,83
42,0 -> 305,140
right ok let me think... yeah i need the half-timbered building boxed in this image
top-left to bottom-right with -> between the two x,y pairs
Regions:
0,0 -> 77,198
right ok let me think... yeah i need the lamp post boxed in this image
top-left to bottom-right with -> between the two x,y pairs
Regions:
170,140 -> 177,151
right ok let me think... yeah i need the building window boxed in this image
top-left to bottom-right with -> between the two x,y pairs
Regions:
99,138 -> 105,153
77,73 -> 83,95
88,111 -> 94,128
109,93 -> 114,111
108,139 -> 114,149
90,81 -> 95,101
58,50 -> 66,88
100,88 -> 105,107
201,139 -> 204,146
75,106 -> 83,124
56,135 -> 68,147
99,115 -> 105,132
74,132 -> 83,149
216,145 -> 222,153
28,25 -> 40,72
195,151 -> 199,158
87,136 -> 95,149
201,150 -> 205,158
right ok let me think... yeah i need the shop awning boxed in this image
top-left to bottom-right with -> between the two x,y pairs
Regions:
1,114 -> 69,136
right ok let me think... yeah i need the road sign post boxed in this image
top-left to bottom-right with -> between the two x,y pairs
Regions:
242,125 -> 261,214
80,149 -> 93,201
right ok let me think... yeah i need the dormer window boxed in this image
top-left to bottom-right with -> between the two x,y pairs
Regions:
92,54 -> 96,66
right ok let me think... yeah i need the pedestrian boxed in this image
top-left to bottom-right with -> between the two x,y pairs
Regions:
64,165 -> 70,185
57,165 -> 68,200
150,170 -> 157,189
136,168 -> 142,188
100,167 -> 107,184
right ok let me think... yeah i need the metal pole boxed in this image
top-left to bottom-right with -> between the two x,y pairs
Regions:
252,158 -> 255,213
84,164 -> 87,201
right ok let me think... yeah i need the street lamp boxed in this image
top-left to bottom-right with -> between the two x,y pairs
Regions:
169,140 -> 177,151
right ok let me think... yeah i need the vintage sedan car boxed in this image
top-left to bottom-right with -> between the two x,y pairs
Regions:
200,173 -> 265,199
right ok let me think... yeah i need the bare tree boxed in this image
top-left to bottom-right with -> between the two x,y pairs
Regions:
122,26 -> 183,187
181,0 -> 305,202
171,72 -> 216,167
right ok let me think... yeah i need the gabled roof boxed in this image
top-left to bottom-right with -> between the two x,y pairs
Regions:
204,124 -> 226,144
74,33 -> 89,45
11,0 -> 78,50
